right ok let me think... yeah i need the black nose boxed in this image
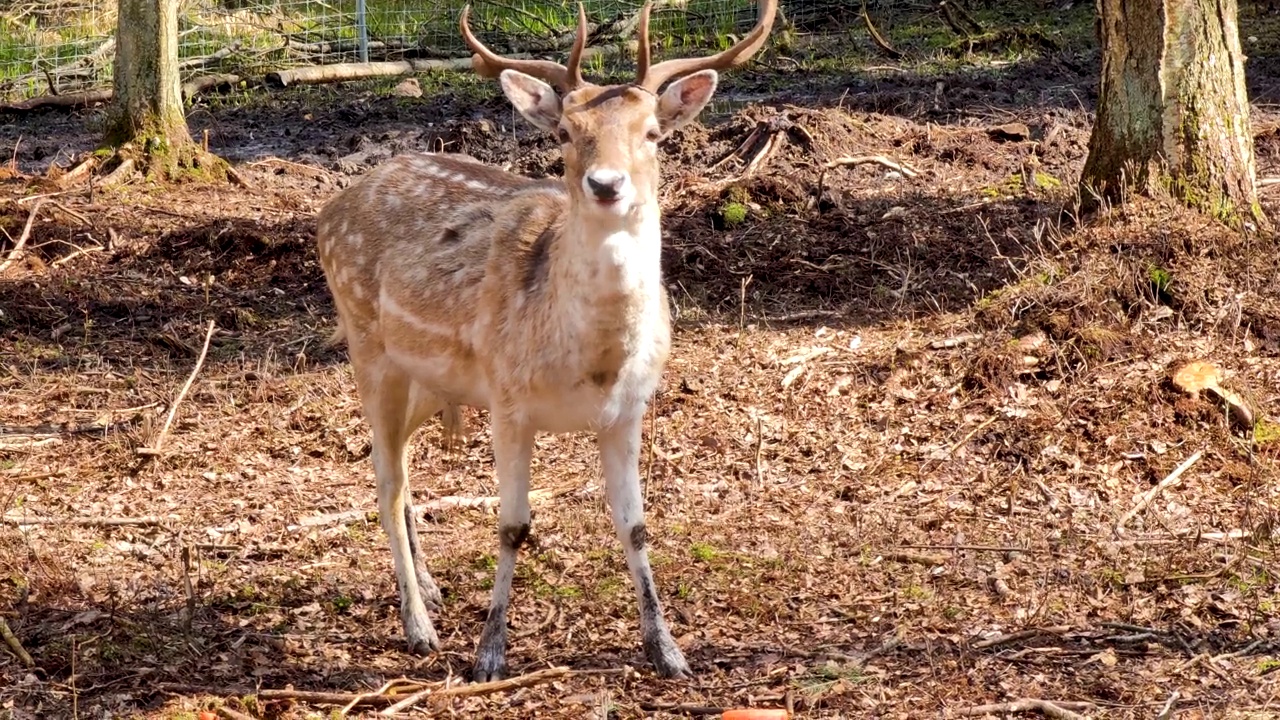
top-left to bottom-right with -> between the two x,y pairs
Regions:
587,175 -> 622,200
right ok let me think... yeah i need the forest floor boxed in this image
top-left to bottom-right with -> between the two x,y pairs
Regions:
3,3 -> 1280,719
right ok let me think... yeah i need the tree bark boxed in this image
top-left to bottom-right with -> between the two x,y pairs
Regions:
1081,0 -> 1267,230
106,0 -> 205,178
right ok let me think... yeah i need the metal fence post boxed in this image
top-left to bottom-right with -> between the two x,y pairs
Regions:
356,0 -> 370,62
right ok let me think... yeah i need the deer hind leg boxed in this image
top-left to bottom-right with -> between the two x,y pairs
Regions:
356,361 -> 441,656
401,380 -> 445,612
598,413 -> 691,678
472,412 -> 535,682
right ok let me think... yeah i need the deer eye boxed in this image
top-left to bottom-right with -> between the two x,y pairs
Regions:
645,128 -> 662,143
557,128 -> 571,144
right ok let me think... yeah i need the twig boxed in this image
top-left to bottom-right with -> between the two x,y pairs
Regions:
0,198 -> 46,274
57,157 -> 99,188
1155,691 -> 1179,720
49,243 -> 104,268
1,515 -> 164,527
638,702 -> 725,716
882,550 -> 946,566
137,320 -> 216,456
0,617 -> 34,666
215,706 -> 255,720
382,666 -> 570,713
289,490 -> 557,531
46,200 -> 91,226
953,698 -> 1093,719
929,332 -> 984,349
824,155 -> 919,178
972,626 -> 1071,650
861,0 -> 903,58
1114,449 -> 1204,534
945,415 -> 998,457
899,544 -> 1032,553
340,678 -> 426,716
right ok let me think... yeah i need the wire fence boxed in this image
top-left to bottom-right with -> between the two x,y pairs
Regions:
0,0 -> 856,101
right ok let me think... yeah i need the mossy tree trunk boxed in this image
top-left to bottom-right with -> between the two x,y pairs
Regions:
106,0 -> 218,179
1080,0 -> 1267,230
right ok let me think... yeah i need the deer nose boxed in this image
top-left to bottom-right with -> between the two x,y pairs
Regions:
586,171 -> 626,201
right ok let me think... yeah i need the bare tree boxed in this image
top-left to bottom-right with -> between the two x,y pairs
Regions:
1081,0 -> 1267,230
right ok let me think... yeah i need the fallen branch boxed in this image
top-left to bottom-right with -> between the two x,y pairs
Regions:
824,155 -> 919,178
861,0 -> 903,59
953,698 -> 1093,719
972,626 -> 1071,650
290,490 -> 556,531
181,73 -> 241,99
2,515 -> 164,527
136,319 -> 216,456
0,198 -> 46,274
215,706 -> 255,720
179,44 -> 240,71
638,702 -> 725,716
0,88 -> 112,113
1114,449 -> 1204,534
266,45 -> 627,89
0,617 -> 34,666
386,666 -> 570,713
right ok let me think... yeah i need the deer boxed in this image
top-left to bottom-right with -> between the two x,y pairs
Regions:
313,0 -> 777,681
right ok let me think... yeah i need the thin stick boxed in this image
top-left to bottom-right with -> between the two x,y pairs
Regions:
382,666 -> 570,714
972,626 -> 1071,650
137,320 -> 216,456
1115,449 -> 1204,533
823,154 -> 919,178
638,702 -> 725,716
216,707 -> 256,720
0,198 -> 46,274
898,543 -> 1033,553
341,678 -> 425,716
2,515 -> 163,527
1154,691 -> 1179,720
0,617 -> 34,666
953,698 -> 1093,719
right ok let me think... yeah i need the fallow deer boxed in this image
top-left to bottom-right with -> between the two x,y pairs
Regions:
315,0 -> 777,680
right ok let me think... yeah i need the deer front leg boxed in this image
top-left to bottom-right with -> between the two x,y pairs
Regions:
473,415 -> 535,682
598,414 -> 691,678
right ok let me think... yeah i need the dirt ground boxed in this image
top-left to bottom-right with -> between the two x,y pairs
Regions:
4,8 -> 1280,720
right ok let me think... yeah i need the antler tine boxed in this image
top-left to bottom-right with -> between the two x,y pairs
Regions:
460,4 -> 584,92
634,1 -> 653,87
565,2 -> 589,89
638,0 -> 777,92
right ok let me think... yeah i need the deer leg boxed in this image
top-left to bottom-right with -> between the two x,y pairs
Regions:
360,363 -> 440,656
598,414 -> 691,678
401,381 -> 444,612
472,414 -> 534,682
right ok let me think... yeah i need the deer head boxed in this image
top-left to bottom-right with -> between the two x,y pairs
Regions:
459,0 -> 778,218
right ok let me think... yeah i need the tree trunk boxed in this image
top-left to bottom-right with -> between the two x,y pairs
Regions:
1080,0 -> 1267,230
106,0 -> 204,178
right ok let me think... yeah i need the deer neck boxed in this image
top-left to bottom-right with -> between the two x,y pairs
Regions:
555,197 -> 663,304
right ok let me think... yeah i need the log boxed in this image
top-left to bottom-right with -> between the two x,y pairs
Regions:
265,45 -> 628,89
0,89 -> 112,113
181,73 -> 241,98
1,75 -> 242,114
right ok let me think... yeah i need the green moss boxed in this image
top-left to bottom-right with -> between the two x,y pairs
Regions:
719,202 -> 748,226
689,541 -> 719,563
1255,419 -> 1280,445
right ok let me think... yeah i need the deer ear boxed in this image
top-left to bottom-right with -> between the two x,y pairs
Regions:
656,70 -> 719,135
500,70 -> 563,132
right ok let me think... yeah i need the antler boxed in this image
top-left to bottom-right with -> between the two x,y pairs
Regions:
635,0 -> 778,92
459,3 -> 590,93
